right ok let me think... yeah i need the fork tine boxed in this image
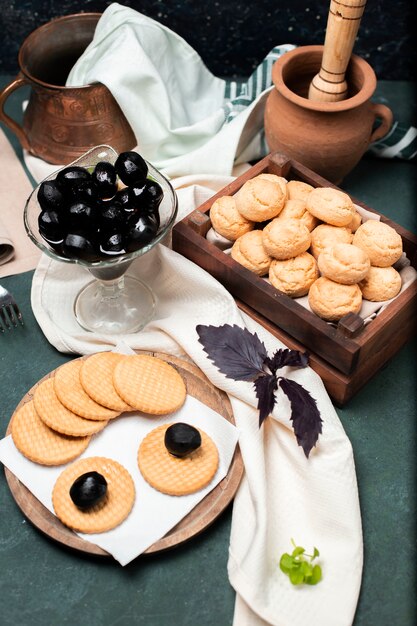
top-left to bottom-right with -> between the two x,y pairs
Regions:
11,302 -> 24,326
5,304 -> 18,328
0,305 -> 11,331
0,286 -> 23,331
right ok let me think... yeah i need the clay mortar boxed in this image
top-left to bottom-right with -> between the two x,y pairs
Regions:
264,45 -> 393,183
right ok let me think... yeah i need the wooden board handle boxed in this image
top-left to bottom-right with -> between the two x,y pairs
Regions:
308,0 -> 368,102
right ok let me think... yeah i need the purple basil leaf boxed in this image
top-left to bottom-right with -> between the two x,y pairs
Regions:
278,378 -> 323,458
196,324 -> 267,381
265,349 -> 309,374
254,373 -> 278,427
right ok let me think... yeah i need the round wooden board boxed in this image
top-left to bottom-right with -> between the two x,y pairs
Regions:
4,351 -> 243,557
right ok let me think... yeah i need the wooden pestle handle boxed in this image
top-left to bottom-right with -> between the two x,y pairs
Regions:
308,0 -> 368,102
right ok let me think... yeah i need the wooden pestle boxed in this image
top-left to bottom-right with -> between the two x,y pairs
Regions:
308,0 -> 368,102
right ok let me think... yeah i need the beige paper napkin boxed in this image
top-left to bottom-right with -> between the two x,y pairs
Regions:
0,129 -> 40,277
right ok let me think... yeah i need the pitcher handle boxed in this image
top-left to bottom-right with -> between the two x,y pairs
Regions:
0,73 -> 30,151
369,103 -> 394,143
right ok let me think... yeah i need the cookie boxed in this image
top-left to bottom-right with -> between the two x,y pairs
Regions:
359,265 -> 402,301
137,423 -> 219,496
52,456 -> 135,533
310,224 -> 353,259
80,352 -> 132,412
113,354 -> 187,415
306,187 -> 354,227
209,195 -> 254,241
308,277 -> 362,321
34,378 -> 108,437
275,199 -> 319,231
286,180 -> 314,203
352,219 -> 403,267
11,400 -> 90,465
317,243 -> 371,285
269,252 -> 319,297
230,229 -> 272,276
257,173 -> 288,199
54,360 -> 120,421
262,218 -> 311,260
234,176 -> 286,222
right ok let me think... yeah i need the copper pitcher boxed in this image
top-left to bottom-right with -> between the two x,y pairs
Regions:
0,13 -> 136,164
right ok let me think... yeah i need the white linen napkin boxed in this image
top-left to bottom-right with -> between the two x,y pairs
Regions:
27,240 -> 363,626
64,3 -> 294,178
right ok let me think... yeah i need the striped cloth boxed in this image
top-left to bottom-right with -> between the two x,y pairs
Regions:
223,45 -> 416,161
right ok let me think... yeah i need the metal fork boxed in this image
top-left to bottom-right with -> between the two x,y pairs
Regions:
0,285 -> 24,332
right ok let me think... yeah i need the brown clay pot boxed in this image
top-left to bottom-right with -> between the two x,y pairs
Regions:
264,45 -> 393,183
0,13 -> 136,164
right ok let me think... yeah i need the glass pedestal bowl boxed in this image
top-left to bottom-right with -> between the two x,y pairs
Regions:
24,145 -> 178,335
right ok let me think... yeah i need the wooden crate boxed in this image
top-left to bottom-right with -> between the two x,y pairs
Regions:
172,153 -> 417,405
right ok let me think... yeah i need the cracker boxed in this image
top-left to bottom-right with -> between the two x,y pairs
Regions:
52,457 -> 135,533
54,360 -> 120,421
113,355 -> 187,415
138,423 -> 219,496
11,400 -> 90,465
80,353 -> 132,412
34,378 -> 108,437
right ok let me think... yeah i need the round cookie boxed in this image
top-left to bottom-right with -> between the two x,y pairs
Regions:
209,195 -> 254,241
138,423 -> 219,496
80,352 -> 132,412
269,252 -> 319,297
359,265 -> 402,301
286,180 -> 314,203
352,219 -> 403,267
11,400 -> 90,465
234,176 -> 286,222
275,199 -> 319,231
308,277 -> 362,321
34,378 -> 108,437
262,218 -> 311,260
310,224 -> 353,259
231,230 -> 272,276
257,173 -> 288,199
54,360 -> 120,421
317,243 -> 371,285
52,457 -> 135,533
306,187 -> 354,227
113,354 -> 187,415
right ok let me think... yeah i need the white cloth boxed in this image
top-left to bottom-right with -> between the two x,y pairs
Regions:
65,3 -> 294,178
28,196 -> 363,626
24,6 -> 363,624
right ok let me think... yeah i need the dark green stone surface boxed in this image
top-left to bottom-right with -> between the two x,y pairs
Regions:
0,76 -> 416,626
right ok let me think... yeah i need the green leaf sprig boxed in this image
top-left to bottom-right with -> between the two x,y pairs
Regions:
279,539 -> 322,586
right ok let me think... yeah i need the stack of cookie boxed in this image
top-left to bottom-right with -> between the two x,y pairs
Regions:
209,175 -> 404,321
10,352 -> 219,534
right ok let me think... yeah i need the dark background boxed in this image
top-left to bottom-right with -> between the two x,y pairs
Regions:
0,0 -> 416,80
